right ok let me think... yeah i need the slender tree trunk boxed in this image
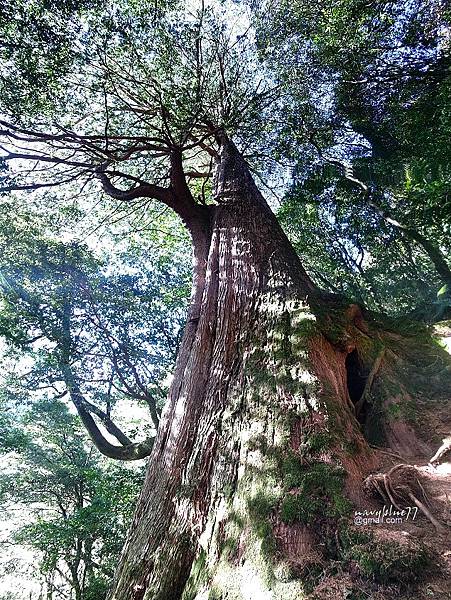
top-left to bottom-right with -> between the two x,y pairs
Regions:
68,563 -> 82,600
107,140 -> 378,600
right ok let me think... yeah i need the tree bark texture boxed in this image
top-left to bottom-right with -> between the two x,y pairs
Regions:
107,139 -> 446,600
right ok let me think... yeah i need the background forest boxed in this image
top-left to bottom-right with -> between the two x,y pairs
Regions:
0,0 -> 450,598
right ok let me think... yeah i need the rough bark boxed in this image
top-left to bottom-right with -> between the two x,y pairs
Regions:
107,138 -> 311,597
107,137 -> 450,600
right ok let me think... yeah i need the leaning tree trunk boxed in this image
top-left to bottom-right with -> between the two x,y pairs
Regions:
108,139 -> 450,600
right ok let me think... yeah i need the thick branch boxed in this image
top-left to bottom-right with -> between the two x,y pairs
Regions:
78,397 -> 133,447
169,149 -> 204,215
365,197 -> 451,287
62,364 -> 153,461
97,162 -> 211,238
96,168 -> 171,203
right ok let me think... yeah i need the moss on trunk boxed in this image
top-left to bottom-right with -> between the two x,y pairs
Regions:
108,139 -> 451,600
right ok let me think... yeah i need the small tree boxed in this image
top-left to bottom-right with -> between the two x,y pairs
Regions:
0,399 -> 144,599
0,200 -> 189,459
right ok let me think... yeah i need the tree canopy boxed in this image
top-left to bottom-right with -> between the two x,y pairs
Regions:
254,0 -> 451,313
1,0 -> 449,316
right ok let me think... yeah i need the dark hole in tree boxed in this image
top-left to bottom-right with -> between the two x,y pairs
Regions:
345,349 -> 368,425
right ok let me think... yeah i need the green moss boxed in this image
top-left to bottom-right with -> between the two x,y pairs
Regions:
285,460 -> 346,492
313,303 -> 353,348
246,491 -> 278,560
341,438 -> 359,456
247,433 -> 268,454
386,402 -> 402,419
380,315 -> 430,339
291,317 -> 318,342
182,549 -> 209,600
281,493 -> 322,524
385,396 -> 418,424
208,586 -> 222,600
220,535 -> 239,561
281,452 -> 305,489
246,490 -> 277,523
306,431 -> 333,454
347,539 -> 433,584
222,483 -> 235,500
403,399 -> 419,422
228,510 -> 245,528
338,527 -> 435,588
339,527 -> 373,549
326,492 -> 352,518
280,460 -> 351,524
260,526 -> 277,559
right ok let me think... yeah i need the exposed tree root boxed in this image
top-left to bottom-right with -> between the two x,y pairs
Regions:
407,493 -> 445,532
364,464 -> 447,532
429,436 -> 451,465
369,445 -> 410,463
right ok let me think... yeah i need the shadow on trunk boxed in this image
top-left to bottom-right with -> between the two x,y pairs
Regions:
108,139 -> 451,600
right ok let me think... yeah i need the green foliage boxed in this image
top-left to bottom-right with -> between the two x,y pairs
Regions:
0,408 -> 30,454
254,0 -> 451,315
0,198 -> 190,454
0,0 -> 104,117
1,0 -> 448,319
0,0 -> 449,595
0,399 -> 144,597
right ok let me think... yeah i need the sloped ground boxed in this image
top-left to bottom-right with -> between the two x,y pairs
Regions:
323,318 -> 451,600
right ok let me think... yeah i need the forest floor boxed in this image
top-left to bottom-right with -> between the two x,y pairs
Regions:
314,319 -> 451,599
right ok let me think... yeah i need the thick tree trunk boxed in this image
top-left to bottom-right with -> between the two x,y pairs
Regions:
107,139 -> 448,600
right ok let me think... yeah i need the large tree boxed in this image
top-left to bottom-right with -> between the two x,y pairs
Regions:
0,2 -> 450,599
